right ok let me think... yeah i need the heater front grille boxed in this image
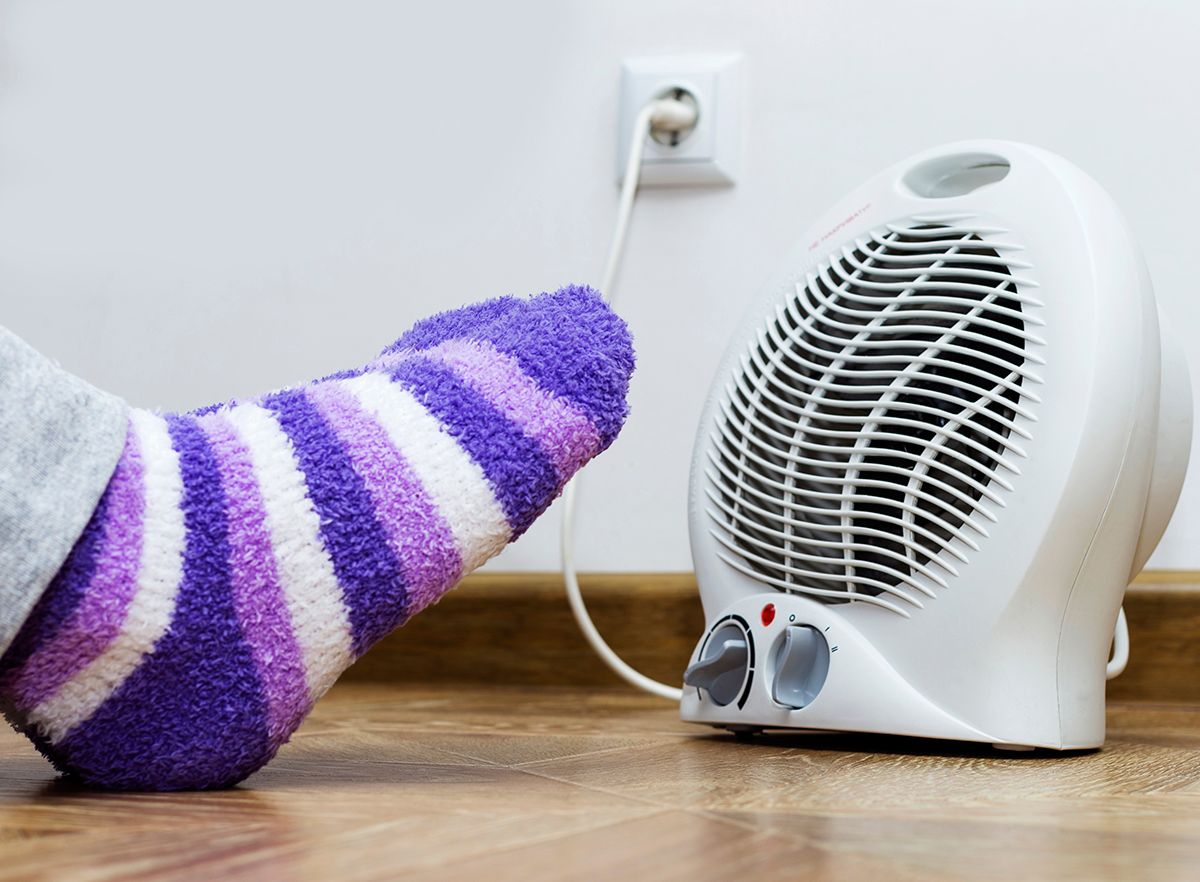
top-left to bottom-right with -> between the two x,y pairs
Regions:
705,221 -> 1042,615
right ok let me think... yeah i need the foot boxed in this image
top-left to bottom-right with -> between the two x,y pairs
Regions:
0,285 -> 633,790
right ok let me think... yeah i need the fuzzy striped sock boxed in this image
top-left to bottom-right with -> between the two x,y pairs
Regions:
0,285 -> 633,790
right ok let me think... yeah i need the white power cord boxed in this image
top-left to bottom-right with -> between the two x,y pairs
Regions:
1107,606 -> 1129,680
565,95 -> 1130,698
560,96 -> 696,702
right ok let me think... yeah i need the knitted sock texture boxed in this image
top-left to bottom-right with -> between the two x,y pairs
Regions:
0,285 -> 633,790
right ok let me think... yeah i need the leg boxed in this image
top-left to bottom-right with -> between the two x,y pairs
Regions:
0,327 -> 127,658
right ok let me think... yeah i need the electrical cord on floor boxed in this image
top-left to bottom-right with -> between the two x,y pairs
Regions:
564,95 -> 1130,696
1107,606 -> 1129,680
560,96 -> 696,702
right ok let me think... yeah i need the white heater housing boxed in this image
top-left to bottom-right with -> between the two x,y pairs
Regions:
681,140 -> 1192,750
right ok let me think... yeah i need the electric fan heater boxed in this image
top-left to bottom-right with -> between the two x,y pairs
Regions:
681,140 -> 1192,749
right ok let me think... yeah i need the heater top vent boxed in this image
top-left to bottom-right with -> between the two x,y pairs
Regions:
705,220 -> 1043,615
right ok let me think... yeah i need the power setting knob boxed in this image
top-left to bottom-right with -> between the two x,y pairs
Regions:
771,625 -> 830,709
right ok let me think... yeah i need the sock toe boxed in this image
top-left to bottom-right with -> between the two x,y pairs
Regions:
386,285 -> 635,449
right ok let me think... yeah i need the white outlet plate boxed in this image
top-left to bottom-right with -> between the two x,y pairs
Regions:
617,54 -> 742,187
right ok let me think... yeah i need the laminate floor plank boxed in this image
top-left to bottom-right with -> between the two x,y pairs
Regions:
1,683 -> 1198,881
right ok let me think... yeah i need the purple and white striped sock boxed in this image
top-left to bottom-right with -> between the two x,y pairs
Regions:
0,285 -> 633,791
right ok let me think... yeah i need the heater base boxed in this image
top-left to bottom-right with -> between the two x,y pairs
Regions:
680,593 -> 1102,752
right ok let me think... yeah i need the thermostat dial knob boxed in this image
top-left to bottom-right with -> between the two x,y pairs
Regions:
684,623 -> 750,706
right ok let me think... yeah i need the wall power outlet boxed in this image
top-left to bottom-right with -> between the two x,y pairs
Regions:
617,54 -> 742,187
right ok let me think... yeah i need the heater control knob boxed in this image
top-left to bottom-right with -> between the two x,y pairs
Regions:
684,623 -> 751,706
771,625 -> 830,709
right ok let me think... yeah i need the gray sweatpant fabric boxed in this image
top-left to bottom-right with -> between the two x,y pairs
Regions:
0,327 -> 128,656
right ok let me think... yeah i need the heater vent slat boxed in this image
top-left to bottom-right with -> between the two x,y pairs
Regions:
707,221 -> 1037,612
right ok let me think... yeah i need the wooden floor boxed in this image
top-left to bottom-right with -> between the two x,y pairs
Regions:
3,684 -> 1200,881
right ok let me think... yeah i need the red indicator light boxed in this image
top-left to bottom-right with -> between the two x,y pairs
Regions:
761,603 -> 776,626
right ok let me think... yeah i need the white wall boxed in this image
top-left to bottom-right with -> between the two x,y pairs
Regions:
2,0 -> 1198,571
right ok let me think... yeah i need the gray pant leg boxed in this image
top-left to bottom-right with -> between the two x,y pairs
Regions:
0,327 -> 127,655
